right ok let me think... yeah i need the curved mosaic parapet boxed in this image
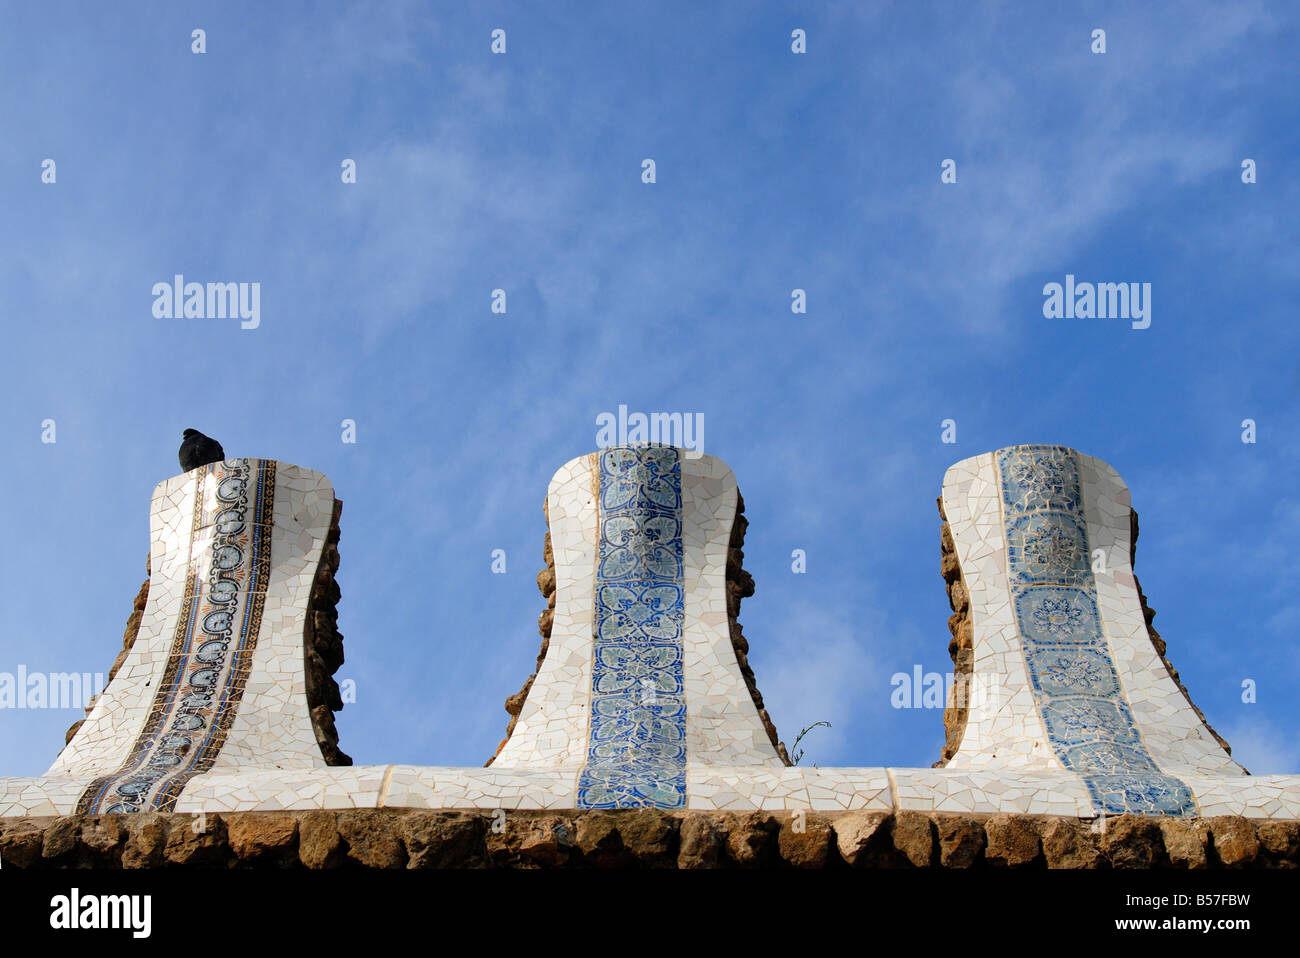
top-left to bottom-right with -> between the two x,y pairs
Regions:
48,459 -> 339,814
939,445 -> 1246,816
493,446 -> 787,807
3,446 -> 1298,823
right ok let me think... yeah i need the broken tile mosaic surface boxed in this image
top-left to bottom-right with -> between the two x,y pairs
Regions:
2,447 -> 1294,820
576,446 -> 688,809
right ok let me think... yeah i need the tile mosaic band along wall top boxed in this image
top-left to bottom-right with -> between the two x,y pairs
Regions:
577,446 -> 687,809
997,445 -> 1197,816
76,459 -> 277,814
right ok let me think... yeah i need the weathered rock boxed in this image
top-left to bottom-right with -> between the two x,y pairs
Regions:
79,816 -> 125,866
573,811 -> 675,867
778,814 -> 832,868
677,813 -> 725,869
834,811 -> 891,867
726,812 -> 779,868
725,499 -> 787,763
947,579 -> 969,613
511,816 -> 576,867
1210,817 -> 1259,867
304,500 -> 350,767
935,814 -> 984,868
1159,819 -> 1209,869
1042,818 -> 1103,869
0,819 -> 45,868
614,810 -> 677,867
0,809 -> 1294,870
940,549 -> 959,581
537,567 -> 556,597
108,649 -> 129,681
121,814 -> 168,869
985,814 -> 1041,868
1257,821 -> 1300,867
298,810 -> 344,869
891,811 -> 935,867
337,809 -> 406,869
227,813 -> 298,866
504,677 -> 534,717
402,811 -> 486,868
936,509 -> 974,767
1102,816 -> 1164,869
163,812 -> 228,867
575,812 -> 627,867
41,816 -> 81,863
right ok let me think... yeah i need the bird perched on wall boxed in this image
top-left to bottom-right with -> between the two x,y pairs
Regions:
179,428 -> 225,471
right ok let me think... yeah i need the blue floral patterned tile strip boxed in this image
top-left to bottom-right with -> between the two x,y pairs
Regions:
76,459 -> 276,814
997,445 -> 1196,816
577,446 -> 687,809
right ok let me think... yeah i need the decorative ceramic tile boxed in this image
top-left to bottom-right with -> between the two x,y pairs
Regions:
576,446 -> 687,809
75,460 -> 278,813
1013,586 -> 1102,645
940,452 -> 1060,772
1005,511 -> 1091,586
995,446 -> 1196,816
4,447 -> 1294,820
62,459 -> 331,814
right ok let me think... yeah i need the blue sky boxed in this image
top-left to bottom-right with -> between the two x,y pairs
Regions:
1,1 -> 1297,776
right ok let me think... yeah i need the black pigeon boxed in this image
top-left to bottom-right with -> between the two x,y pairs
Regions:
179,428 -> 225,471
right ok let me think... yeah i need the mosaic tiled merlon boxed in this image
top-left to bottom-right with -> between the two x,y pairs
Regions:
77,460 -> 277,814
5,447 -> 1292,820
997,445 -> 1196,816
576,446 -> 687,809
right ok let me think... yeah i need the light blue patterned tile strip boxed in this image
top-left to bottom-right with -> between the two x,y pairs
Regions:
997,445 -> 1197,816
577,445 -> 687,809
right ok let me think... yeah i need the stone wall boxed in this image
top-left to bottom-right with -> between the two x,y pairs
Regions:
0,808 -> 1294,869
306,499 -> 350,765
936,497 -> 971,766
727,493 -> 789,764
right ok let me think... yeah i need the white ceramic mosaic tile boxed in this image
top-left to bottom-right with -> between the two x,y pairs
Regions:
938,445 -> 1288,819
3,447 -> 1297,820
941,452 -> 1060,771
890,767 -> 1095,816
0,777 -> 99,817
1076,453 -> 1244,779
687,766 -> 892,811
494,450 -> 783,782
1178,775 -> 1300,819
682,456 -> 786,767
48,459 -> 333,815
173,766 -> 386,813
380,765 -> 578,810
491,453 -> 599,769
